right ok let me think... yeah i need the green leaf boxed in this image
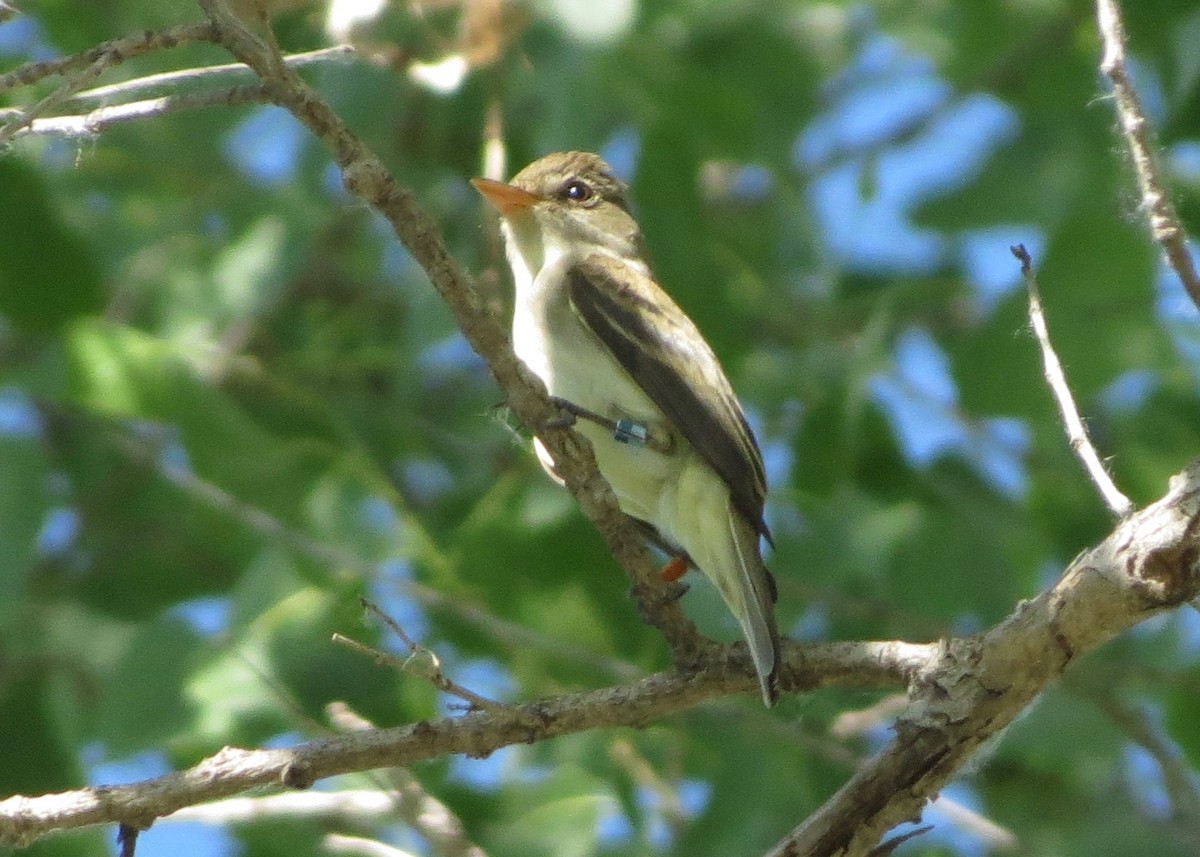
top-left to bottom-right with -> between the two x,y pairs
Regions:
0,435 -> 49,632
491,767 -> 613,857
0,159 -> 105,331
0,667 -> 83,795
97,617 -> 203,757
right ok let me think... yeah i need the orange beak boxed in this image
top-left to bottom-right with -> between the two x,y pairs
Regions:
471,177 -> 539,216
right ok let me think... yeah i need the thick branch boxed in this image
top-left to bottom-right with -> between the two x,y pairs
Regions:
0,640 -> 931,847
767,461 -> 1200,856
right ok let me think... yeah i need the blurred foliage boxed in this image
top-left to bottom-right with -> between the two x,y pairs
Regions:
3,1 -> 1200,856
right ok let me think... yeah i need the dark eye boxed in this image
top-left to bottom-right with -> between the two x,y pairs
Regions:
562,179 -> 594,203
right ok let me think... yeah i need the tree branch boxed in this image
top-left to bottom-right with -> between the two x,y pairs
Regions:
1096,0 -> 1200,312
332,600 -> 509,715
325,703 -> 488,857
0,48 -> 117,144
1012,244 -> 1132,517
165,790 -> 407,824
766,461 -> 1200,856
324,832 -> 418,857
0,30 -> 353,140
1077,684 -> 1200,825
0,639 -> 930,847
70,44 -> 353,103
7,439 -> 1197,853
1,85 -> 271,140
0,22 -> 217,94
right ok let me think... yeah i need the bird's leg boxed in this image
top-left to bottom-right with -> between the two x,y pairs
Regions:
545,397 -> 674,455
611,412 -> 675,455
547,396 -> 630,437
626,520 -> 692,587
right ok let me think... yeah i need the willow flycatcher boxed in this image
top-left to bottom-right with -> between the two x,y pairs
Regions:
473,151 -> 781,705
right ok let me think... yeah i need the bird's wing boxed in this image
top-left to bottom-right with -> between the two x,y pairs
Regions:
566,254 -> 770,541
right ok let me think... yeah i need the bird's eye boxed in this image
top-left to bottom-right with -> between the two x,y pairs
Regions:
562,180 -> 594,203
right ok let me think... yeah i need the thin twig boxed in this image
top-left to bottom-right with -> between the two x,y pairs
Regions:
1079,686 -> 1200,822
1012,244 -> 1133,517
927,795 -> 1018,852
0,50 -> 115,144
1,85 -> 270,140
829,694 -> 908,739
333,601 -> 510,715
868,826 -> 932,856
0,22 -> 216,94
1096,0 -> 1200,312
117,825 -> 138,857
0,44 -> 354,139
168,790 -> 403,824
360,599 -> 422,650
609,738 -> 687,835
71,44 -> 354,103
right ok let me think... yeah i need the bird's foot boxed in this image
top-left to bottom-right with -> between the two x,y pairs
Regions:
544,396 -> 581,430
630,579 -> 689,626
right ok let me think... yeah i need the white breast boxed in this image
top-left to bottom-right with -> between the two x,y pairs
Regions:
511,239 -> 657,418
507,235 -> 679,527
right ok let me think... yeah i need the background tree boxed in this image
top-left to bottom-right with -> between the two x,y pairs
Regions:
2,1 -> 1200,856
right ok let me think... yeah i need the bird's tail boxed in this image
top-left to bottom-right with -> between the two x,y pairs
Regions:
680,498 -> 780,706
663,468 -> 782,705
724,507 -> 781,706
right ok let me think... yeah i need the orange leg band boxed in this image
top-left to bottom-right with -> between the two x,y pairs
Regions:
660,555 -> 689,583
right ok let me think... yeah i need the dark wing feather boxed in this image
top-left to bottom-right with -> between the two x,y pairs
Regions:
566,255 -> 771,541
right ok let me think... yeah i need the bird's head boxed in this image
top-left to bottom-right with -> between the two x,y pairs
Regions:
472,151 -> 645,271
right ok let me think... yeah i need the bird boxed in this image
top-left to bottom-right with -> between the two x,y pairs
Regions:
472,151 -> 782,706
